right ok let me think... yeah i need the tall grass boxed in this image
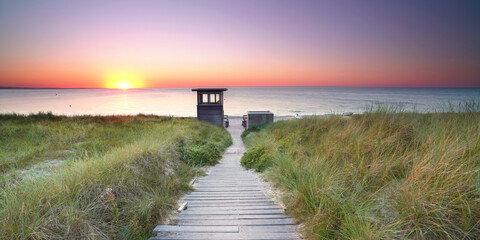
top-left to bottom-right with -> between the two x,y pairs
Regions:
0,113 -> 171,174
242,106 -> 480,239
0,114 -> 231,239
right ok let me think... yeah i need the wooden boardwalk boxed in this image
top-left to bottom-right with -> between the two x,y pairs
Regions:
150,118 -> 299,240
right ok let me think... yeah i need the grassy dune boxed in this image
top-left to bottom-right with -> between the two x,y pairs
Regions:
0,113 -> 231,239
242,108 -> 480,239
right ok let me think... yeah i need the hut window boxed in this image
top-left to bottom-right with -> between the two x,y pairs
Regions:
201,94 -> 209,104
210,94 -> 220,104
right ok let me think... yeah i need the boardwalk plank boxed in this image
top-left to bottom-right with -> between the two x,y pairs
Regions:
151,232 -> 298,240
177,214 -> 290,220
153,225 -> 238,233
178,209 -> 284,215
187,205 -> 281,211
177,218 -> 295,226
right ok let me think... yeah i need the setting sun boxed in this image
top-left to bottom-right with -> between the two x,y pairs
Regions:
105,72 -> 143,90
116,81 -> 132,90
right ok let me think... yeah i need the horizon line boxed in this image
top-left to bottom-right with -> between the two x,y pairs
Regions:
2,86 -> 480,90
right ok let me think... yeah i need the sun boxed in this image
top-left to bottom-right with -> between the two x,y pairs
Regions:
105,72 -> 143,90
116,81 -> 133,90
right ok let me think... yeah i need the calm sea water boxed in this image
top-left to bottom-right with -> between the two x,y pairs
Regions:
0,87 -> 479,116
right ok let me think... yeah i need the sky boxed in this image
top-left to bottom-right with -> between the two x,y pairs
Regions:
0,0 -> 479,88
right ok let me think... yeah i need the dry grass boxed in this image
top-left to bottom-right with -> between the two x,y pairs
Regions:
0,113 -> 231,239
242,106 -> 480,239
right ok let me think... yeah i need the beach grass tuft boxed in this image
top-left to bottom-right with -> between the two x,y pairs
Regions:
241,103 -> 480,239
0,113 -> 231,239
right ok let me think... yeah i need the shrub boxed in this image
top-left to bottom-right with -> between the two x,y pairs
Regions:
179,143 -> 221,166
240,123 -> 271,141
177,123 -> 232,166
241,145 -> 273,172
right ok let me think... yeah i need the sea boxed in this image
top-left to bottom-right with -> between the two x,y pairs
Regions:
0,87 -> 479,117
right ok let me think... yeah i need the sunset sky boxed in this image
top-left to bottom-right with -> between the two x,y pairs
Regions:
0,0 -> 479,88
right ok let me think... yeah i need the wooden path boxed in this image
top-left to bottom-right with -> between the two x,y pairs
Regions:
150,117 -> 299,240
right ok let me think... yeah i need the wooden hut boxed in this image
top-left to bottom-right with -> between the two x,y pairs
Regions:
192,88 -> 227,126
247,111 -> 274,129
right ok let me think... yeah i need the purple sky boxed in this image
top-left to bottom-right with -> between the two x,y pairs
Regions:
1,0 -> 479,88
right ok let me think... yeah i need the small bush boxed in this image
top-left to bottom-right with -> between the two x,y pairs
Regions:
241,145 -> 273,172
180,143 -> 221,166
240,123 -> 270,141
177,123 -> 232,166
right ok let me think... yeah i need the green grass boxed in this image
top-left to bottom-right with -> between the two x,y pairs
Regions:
241,106 -> 480,239
0,113 -> 232,239
0,112 -> 161,174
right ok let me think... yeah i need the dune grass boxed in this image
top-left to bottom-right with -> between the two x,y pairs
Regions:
241,107 -> 480,239
0,112 -> 171,175
0,113 -> 231,239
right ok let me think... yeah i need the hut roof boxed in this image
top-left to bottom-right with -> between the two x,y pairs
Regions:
192,88 -> 227,92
